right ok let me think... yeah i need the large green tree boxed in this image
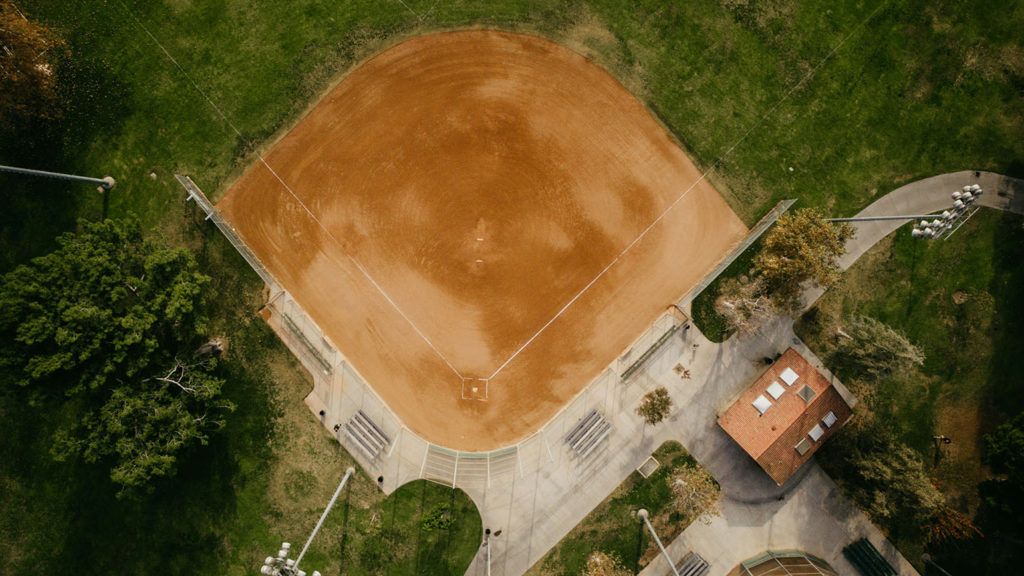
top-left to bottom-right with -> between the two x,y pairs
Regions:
0,219 -> 232,493
981,412 -> 1024,523
835,315 -> 925,382
824,416 -> 944,530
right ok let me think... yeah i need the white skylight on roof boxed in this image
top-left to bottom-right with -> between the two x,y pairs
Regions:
822,411 -> 838,428
809,424 -> 825,442
752,394 -> 772,414
795,438 -> 811,455
766,381 -> 786,400
780,367 -> 799,386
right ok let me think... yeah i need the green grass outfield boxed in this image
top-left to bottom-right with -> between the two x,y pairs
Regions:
2,1 -> 1023,574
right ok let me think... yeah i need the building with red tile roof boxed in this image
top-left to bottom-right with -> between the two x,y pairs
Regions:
718,348 -> 855,485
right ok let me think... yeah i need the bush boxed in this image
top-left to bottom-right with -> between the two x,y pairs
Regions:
419,503 -> 453,531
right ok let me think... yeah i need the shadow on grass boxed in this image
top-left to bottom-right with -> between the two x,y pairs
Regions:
983,211 -> 1024,419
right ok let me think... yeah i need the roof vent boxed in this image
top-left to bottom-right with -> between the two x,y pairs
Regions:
797,384 -> 816,403
809,424 -> 825,442
795,438 -> 811,455
822,411 -> 838,428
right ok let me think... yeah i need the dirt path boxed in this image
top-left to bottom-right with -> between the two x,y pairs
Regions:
219,31 -> 747,450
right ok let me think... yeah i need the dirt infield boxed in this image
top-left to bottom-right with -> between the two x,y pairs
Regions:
218,31 -> 747,451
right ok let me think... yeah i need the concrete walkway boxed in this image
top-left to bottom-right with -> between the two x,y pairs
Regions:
637,318 -> 915,576
462,312 -> 912,576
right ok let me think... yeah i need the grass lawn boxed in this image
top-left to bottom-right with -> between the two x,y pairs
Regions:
526,442 -> 715,576
794,208 -> 1024,565
2,0 -> 1023,573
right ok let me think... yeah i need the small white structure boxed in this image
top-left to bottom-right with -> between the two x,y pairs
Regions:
753,394 -> 772,415
766,381 -> 786,400
780,367 -> 799,386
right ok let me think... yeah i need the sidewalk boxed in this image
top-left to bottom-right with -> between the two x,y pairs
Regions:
465,315 -> 915,575
641,170 -> 1024,575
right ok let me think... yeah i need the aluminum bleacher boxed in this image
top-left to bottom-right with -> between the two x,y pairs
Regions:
344,409 -> 391,460
564,408 -> 612,459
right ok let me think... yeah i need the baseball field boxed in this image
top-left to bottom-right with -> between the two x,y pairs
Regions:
219,30 -> 746,450
7,1 -> 1023,574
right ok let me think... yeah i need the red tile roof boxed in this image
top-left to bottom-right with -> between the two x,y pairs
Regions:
718,348 -> 853,485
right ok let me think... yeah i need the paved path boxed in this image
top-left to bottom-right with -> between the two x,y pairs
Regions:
462,313 -> 911,576
636,317 -> 915,576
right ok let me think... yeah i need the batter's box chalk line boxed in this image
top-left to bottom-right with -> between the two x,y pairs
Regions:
461,378 -> 489,401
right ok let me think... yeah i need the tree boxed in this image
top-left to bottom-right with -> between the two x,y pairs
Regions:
754,208 -> 854,312
0,0 -> 66,128
983,412 -> 1024,487
714,275 -> 774,335
825,416 -> 944,527
668,464 -> 721,525
0,219 -> 233,494
834,315 -> 925,382
583,551 -> 631,576
636,387 -> 672,425
980,412 -> 1024,520
923,504 -> 982,546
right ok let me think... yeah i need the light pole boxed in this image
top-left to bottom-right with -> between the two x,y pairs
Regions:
825,184 -> 983,240
921,553 -> 954,576
0,164 -> 115,192
483,528 -> 491,576
261,467 -> 356,576
637,509 -> 681,576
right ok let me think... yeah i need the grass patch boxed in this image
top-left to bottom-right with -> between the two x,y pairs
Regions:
795,208 -> 1024,564
586,0 -> 1024,223
690,239 -> 761,342
526,442 -> 714,575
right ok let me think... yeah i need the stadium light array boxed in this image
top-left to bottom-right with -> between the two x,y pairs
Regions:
261,542 -> 320,576
911,184 -> 983,239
